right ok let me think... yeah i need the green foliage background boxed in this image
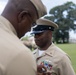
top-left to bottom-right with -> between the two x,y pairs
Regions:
56,43 -> 76,72
44,2 -> 76,43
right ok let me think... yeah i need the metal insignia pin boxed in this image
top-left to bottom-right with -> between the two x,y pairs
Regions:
49,27 -> 51,29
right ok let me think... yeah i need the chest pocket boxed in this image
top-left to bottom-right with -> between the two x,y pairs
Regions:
36,55 -> 57,75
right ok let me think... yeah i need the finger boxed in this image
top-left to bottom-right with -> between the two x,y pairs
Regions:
37,65 -> 47,73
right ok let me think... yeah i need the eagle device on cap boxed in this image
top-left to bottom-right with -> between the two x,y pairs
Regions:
31,18 -> 58,34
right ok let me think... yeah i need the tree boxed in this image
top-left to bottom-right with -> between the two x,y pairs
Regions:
44,1 -> 76,43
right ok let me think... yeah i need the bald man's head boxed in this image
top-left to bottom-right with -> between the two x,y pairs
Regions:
1,0 -> 47,38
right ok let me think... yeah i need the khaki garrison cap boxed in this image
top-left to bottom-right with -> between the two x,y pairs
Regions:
30,0 -> 47,18
31,18 -> 58,34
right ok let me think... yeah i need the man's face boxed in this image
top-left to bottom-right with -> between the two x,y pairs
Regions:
17,9 -> 37,38
17,1 -> 38,38
34,30 -> 52,48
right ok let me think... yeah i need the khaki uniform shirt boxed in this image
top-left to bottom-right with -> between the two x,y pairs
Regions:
33,43 -> 75,75
0,16 -> 36,75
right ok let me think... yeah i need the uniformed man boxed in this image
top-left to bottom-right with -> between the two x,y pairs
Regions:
32,18 -> 76,75
0,0 -> 47,75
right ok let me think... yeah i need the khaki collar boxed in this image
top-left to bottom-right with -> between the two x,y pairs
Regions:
44,43 -> 55,56
0,16 -> 17,35
36,43 -> 55,59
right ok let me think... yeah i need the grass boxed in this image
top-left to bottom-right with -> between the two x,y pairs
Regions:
56,43 -> 76,72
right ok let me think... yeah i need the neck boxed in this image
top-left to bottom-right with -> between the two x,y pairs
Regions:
39,42 -> 52,50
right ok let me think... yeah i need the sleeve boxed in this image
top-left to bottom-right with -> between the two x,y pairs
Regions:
58,55 -> 76,75
5,50 -> 37,75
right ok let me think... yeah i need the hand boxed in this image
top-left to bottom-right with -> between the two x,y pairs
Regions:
37,65 -> 51,75
37,64 -> 47,73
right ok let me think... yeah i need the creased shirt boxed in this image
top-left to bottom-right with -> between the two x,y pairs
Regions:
0,16 -> 36,75
33,43 -> 76,75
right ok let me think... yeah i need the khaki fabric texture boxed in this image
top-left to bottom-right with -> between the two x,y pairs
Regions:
33,43 -> 75,75
30,0 -> 47,18
0,16 -> 36,75
36,18 -> 58,29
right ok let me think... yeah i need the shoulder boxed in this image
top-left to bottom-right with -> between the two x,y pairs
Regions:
51,43 -> 66,55
51,43 -> 70,62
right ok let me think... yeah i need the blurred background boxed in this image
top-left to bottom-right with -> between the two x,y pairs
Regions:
0,0 -> 76,72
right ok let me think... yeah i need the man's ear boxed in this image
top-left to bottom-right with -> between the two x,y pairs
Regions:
18,11 -> 28,23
